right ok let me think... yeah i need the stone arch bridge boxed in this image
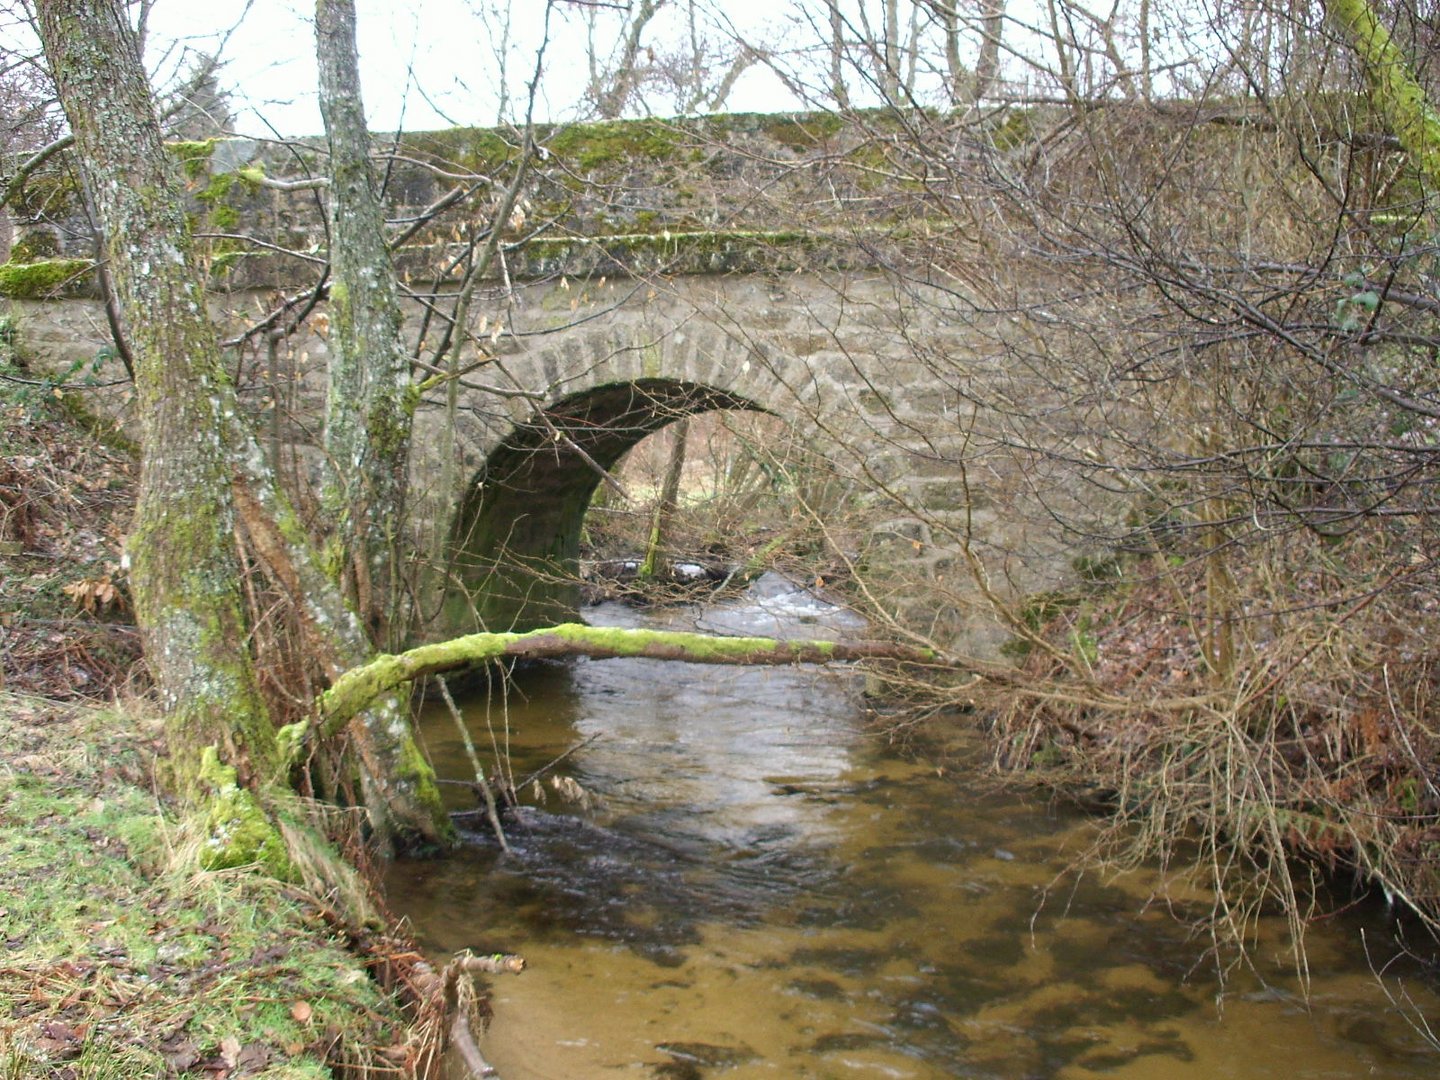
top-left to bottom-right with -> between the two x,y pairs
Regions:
11,263 -> 1101,655
6,116 -> 1111,654
413,269 -> 1000,636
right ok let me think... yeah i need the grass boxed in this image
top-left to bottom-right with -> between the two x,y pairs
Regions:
0,692 -> 410,1078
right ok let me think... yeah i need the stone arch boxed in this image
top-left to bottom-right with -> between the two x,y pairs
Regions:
439,377 -> 769,632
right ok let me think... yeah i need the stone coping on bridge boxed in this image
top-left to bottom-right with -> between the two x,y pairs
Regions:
0,226 -> 890,301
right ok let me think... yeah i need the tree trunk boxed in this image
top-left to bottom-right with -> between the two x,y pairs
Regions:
973,0 -> 1004,106
827,1 -> 851,108
310,0 -> 457,851
230,421 -> 453,851
35,0 -> 279,788
38,0 -> 451,861
316,0 -> 414,643
639,418 -> 688,580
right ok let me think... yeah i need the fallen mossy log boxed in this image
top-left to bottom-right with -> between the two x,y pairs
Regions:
318,623 -> 941,737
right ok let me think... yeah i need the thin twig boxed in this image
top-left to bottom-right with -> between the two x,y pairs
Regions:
435,675 -> 508,852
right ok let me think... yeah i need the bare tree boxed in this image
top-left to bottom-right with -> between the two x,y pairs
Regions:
586,0 -> 667,118
35,0 -> 284,820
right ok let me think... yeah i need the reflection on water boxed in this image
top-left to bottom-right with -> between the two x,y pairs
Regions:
386,576 -> 1440,1079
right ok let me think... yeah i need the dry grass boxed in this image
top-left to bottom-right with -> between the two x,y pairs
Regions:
980,529 -> 1440,982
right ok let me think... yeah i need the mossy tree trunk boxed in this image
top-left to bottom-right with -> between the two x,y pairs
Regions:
231,430 -> 453,852
1325,0 -> 1440,193
316,0 -> 414,642
318,623 -> 941,735
37,0 -> 451,858
35,0 -> 279,788
313,0 -> 451,851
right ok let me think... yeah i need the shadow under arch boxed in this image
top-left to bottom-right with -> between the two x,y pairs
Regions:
441,377 -> 768,632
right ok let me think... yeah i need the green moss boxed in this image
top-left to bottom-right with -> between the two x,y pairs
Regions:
761,112 -> 845,150
7,169 -> 81,219
547,119 -> 687,169
195,170 -> 236,205
7,231 -> 61,263
0,258 -> 92,298
323,623 -> 909,734
192,165 -> 263,237
208,202 -> 240,231
990,107 -> 1035,151
197,745 -> 292,876
514,228 -> 819,275
0,696 -> 407,1075
392,729 -> 455,851
1030,744 -> 1066,769
400,126 -> 520,174
275,721 -> 309,769
167,137 -> 220,179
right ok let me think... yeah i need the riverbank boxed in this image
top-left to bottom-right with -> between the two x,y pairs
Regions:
0,690 -> 417,1077
1,392 -> 426,1074
982,541 -> 1440,955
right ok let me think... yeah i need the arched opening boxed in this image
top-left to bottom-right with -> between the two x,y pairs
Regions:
440,378 -> 767,632
581,408 -> 795,583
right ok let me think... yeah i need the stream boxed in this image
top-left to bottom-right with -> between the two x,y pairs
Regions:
385,574 -> 1440,1079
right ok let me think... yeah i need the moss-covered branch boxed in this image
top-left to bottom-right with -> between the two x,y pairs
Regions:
319,624 -> 940,736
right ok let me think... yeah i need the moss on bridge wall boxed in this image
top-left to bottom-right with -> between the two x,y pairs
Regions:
6,109 -> 953,288
0,258 -> 94,299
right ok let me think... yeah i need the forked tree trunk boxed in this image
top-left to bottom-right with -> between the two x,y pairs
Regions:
37,0 -> 452,856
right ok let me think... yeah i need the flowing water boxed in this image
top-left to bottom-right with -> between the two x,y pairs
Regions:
386,575 -> 1440,1079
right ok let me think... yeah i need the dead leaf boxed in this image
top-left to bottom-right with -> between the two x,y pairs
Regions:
220,1034 -> 241,1068
237,1042 -> 273,1070
159,1036 -> 201,1071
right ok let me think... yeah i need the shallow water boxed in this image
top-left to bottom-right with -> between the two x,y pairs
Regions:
386,577 -> 1440,1079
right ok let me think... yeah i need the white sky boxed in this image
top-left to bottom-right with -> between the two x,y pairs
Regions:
2,1 -> 1187,139
146,0 -> 798,137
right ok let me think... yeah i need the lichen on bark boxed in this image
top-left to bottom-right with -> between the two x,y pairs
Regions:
36,0 -> 282,792
315,0 -> 414,641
